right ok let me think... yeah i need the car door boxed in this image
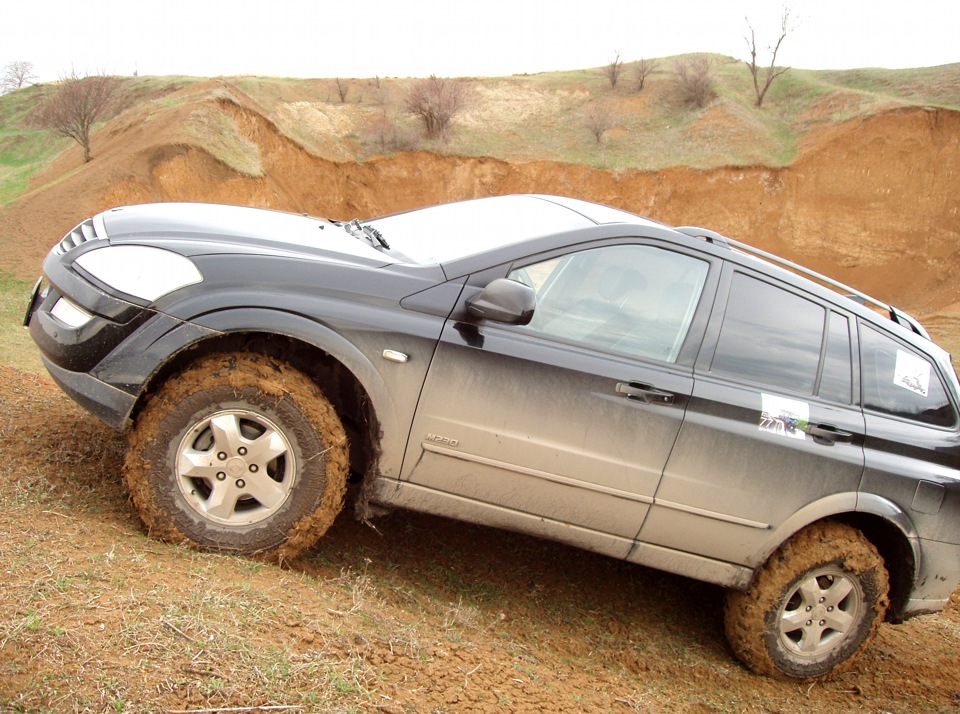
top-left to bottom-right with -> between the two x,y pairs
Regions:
637,266 -> 866,567
399,241 -> 717,557
856,323 -> 960,606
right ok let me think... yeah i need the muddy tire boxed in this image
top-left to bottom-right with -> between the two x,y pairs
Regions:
724,521 -> 889,680
123,353 -> 349,561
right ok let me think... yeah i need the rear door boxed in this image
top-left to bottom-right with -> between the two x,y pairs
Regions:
400,241 -> 717,555
638,266 -> 866,567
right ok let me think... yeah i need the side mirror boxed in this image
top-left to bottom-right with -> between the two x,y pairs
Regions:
466,278 -> 536,325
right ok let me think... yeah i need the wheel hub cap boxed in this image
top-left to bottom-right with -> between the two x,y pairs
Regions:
778,567 -> 864,659
176,408 -> 297,527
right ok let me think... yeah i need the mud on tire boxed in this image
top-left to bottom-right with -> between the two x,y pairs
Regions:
123,353 -> 349,561
724,521 -> 890,680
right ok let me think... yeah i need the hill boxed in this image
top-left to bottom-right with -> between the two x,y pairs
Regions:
1,62 -> 959,336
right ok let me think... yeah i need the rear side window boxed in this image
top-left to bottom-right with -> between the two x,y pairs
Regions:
860,325 -> 956,427
710,274 -> 825,394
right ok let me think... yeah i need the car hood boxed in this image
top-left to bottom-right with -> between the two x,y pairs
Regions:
99,202 -> 397,266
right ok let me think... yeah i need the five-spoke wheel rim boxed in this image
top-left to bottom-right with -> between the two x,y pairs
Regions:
176,408 -> 297,526
778,566 -> 864,659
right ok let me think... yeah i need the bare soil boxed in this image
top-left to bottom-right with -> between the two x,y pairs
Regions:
1,78 -> 960,712
1,365 -> 959,713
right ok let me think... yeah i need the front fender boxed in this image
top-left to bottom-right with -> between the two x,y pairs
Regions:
94,307 -> 403,476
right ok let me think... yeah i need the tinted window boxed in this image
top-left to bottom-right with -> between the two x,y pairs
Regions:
509,245 -> 708,363
860,325 -> 956,427
711,274 -> 825,394
818,312 -> 852,403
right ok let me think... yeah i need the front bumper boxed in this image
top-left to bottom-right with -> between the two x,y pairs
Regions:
39,353 -> 137,431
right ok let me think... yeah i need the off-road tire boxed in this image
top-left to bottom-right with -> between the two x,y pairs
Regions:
123,353 -> 349,562
724,521 -> 889,680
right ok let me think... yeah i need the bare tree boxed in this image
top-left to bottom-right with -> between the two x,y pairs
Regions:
745,7 -> 794,107
673,55 -> 716,109
36,70 -> 120,163
2,60 -> 37,93
631,57 -> 659,93
603,51 -> 624,89
404,75 -> 469,141
334,77 -> 350,103
581,100 -> 620,144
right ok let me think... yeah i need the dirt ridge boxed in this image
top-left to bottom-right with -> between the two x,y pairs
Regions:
3,96 -> 958,319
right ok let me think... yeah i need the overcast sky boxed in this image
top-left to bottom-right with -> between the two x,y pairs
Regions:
5,0 -> 959,83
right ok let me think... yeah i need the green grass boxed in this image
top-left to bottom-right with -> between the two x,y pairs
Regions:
0,273 -> 42,372
0,85 -> 73,205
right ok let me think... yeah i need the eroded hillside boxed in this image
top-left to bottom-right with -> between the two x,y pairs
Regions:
2,74 -> 959,343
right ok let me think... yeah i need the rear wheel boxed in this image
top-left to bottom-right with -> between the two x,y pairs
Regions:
123,353 -> 349,561
724,521 -> 889,679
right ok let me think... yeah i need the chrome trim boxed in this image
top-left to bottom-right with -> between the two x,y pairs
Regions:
420,442 -> 655,505
55,218 -> 104,255
652,498 -> 771,530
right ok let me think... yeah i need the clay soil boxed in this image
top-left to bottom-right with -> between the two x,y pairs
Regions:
2,79 -> 960,712
1,365 -> 959,713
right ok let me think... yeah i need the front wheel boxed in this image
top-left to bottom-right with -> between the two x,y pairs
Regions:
724,521 -> 889,679
123,353 -> 349,561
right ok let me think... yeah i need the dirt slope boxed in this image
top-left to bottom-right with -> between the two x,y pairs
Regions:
1,365 -> 959,712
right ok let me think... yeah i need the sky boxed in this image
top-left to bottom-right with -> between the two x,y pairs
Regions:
5,0 -> 959,83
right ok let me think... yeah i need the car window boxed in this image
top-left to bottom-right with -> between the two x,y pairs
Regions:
710,273 -> 825,394
508,245 -> 708,363
860,324 -> 956,427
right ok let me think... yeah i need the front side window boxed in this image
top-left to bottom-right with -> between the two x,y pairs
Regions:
711,273 -> 825,394
860,325 -> 956,427
508,245 -> 709,363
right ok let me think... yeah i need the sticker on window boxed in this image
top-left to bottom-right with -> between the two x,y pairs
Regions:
894,349 -> 930,397
760,394 -> 809,440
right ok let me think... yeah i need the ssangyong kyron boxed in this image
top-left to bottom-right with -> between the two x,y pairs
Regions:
25,195 -> 960,679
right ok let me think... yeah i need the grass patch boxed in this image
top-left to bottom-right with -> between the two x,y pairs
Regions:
0,86 -> 73,205
186,103 -> 263,176
0,273 -> 42,372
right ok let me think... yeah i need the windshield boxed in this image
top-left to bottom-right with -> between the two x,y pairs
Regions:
364,195 -> 627,264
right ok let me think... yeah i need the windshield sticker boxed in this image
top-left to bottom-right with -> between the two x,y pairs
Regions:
894,349 -> 930,397
760,394 -> 810,440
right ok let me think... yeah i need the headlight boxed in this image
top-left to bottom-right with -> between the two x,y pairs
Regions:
74,245 -> 203,302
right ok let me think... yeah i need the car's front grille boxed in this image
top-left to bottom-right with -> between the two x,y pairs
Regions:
55,218 -> 102,255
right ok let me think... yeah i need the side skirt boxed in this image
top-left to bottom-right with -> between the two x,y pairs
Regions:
371,478 -> 754,589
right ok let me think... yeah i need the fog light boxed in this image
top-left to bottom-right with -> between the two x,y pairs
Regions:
51,297 -> 94,328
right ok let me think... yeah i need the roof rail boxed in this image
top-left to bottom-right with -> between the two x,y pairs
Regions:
676,226 -> 930,340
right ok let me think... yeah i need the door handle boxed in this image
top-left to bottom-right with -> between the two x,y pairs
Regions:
805,423 -> 854,445
616,381 -> 674,405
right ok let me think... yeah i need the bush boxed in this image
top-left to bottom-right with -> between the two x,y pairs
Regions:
673,55 -> 716,109
404,75 -> 469,141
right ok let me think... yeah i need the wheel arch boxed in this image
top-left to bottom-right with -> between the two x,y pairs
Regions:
754,492 -> 920,623
130,308 -> 400,483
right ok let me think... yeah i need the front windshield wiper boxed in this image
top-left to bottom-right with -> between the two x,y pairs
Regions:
339,218 -> 390,250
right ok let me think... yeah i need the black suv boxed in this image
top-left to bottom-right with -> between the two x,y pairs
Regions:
25,195 -> 960,679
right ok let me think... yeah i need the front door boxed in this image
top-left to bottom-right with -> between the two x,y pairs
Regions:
401,242 -> 715,556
